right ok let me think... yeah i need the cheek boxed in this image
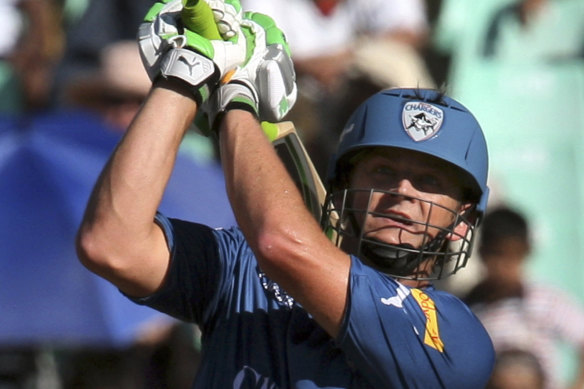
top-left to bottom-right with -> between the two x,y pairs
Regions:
352,190 -> 373,208
424,195 -> 466,240
427,195 -> 461,222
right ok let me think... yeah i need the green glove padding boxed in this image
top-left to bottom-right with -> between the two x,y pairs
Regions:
137,0 -> 246,103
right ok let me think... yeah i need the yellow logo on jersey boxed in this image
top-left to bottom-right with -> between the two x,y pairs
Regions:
411,289 -> 444,352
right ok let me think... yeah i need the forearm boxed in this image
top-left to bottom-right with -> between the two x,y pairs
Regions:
103,82 -> 195,217
219,111 -> 310,248
218,110 -> 349,336
77,79 -> 198,295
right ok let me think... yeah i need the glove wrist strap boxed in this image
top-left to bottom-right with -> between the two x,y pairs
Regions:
160,48 -> 219,104
211,82 -> 259,131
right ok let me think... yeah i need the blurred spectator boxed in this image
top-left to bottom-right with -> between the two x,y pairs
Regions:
63,39 -> 217,164
57,322 -> 201,389
51,0 -> 157,108
486,348 -> 546,389
482,0 -> 583,62
0,4 -> 222,386
434,0 -> 584,73
433,6 -> 584,386
64,40 -> 151,131
464,206 -> 584,389
241,0 -> 435,175
0,0 -> 65,114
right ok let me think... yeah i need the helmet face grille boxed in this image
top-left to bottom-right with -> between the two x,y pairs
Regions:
321,188 -> 477,280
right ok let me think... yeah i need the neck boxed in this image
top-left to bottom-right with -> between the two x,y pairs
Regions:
400,279 -> 432,288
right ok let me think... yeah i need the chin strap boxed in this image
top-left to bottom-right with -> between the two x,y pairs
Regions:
360,233 -> 448,278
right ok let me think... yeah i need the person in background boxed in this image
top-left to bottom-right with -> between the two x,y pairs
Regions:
486,348 -> 546,389
464,206 -> 584,389
50,0 -> 157,108
0,0 -> 64,113
64,40 -> 151,131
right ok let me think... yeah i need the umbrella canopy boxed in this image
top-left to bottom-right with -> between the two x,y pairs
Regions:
0,110 -> 235,348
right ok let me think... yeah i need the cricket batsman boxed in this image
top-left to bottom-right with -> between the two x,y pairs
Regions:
77,0 -> 495,387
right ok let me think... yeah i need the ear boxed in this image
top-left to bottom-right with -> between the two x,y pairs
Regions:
447,202 -> 475,242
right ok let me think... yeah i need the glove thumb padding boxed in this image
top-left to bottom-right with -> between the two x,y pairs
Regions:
194,9 -> 297,133
243,12 -> 297,122
258,52 -> 297,121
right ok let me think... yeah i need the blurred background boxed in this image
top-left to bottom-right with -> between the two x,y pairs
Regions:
0,0 -> 582,388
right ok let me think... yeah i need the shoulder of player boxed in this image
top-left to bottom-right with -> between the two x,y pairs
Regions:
340,268 -> 495,388
346,256 -> 473,315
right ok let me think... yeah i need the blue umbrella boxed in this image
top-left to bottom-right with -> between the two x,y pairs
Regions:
0,110 -> 235,348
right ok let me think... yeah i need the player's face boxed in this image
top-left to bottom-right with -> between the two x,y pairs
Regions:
348,148 -> 469,250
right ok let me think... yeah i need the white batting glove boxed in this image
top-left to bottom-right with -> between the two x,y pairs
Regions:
137,0 -> 246,103
201,12 -> 297,133
206,0 -> 242,39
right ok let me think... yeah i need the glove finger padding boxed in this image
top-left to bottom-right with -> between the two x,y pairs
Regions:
202,12 -> 297,132
205,0 -> 243,39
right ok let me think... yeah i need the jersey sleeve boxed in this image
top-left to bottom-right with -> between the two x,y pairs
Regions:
337,257 -> 494,388
127,213 -> 248,325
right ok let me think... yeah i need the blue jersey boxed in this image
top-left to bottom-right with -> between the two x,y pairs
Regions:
131,215 -> 494,388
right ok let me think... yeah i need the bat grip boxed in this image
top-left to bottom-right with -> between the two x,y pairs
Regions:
181,0 -> 222,40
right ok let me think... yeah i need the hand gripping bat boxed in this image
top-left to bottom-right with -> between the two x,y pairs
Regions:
182,0 -> 328,223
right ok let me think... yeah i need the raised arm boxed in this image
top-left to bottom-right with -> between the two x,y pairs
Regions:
168,9 -> 348,336
76,0 -> 246,297
199,11 -> 350,336
76,81 -> 198,297
218,109 -> 351,336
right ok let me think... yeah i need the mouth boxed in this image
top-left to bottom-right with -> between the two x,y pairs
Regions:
364,210 -> 432,248
372,210 -> 415,229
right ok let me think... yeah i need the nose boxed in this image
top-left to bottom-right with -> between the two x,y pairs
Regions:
382,178 -> 418,206
374,178 -> 420,215
395,178 -> 418,198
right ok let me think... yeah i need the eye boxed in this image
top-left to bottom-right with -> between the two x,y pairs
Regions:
414,173 -> 443,192
373,165 -> 394,175
371,165 -> 398,182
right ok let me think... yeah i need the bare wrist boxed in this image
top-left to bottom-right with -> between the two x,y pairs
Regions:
153,77 -> 200,102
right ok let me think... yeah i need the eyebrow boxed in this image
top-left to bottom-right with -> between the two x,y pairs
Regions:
367,153 -> 443,172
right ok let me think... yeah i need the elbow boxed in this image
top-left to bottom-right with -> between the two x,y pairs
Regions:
254,230 -> 283,266
254,226 -> 304,273
75,224 -> 117,277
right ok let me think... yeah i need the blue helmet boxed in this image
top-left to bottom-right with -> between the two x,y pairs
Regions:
328,88 -> 489,213
322,88 -> 490,279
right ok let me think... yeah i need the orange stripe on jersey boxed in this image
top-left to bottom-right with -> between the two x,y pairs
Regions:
412,289 -> 445,352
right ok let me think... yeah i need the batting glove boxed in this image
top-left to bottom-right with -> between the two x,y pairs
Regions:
202,12 -> 298,133
137,0 -> 246,103
201,0 -> 242,39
